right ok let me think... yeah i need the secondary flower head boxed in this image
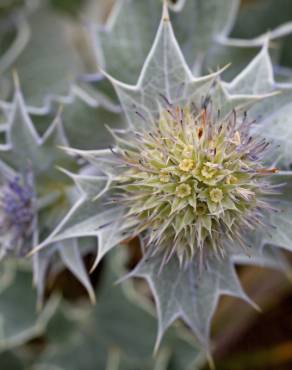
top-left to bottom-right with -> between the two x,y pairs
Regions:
0,172 -> 36,259
113,103 -> 277,263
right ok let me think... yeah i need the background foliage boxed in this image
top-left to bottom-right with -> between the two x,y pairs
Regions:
0,1 -> 292,369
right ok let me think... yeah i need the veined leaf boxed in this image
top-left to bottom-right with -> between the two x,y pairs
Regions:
91,0 -> 240,82
128,251 -> 255,353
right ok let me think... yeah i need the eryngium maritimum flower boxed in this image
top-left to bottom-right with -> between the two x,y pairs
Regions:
0,172 -> 36,259
113,103 -> 278,263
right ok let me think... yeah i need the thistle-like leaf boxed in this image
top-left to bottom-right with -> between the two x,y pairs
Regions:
169,0 -> 240,73
91,0 -> 292,85
224,41 -> 274,95
0,87 -> 70,176
128,251 -> 254,352
0,85 -> 94,303
0,261 -> 59,350
33,167 -> 128,273
210,42 -> 277,119
92,0 -> 240,82
34,251 -> 201,370
102,5 -> 224,129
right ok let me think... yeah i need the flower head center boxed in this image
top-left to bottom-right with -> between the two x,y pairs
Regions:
209,188 -> 223,203
179,158 -> 194,172
201,163 -> 217,180
175,183 -> 192,198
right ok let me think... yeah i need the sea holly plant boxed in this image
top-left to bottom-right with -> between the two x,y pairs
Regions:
31,2 -> 292,361
0,77 -> 95,305
1,1 -> 292,369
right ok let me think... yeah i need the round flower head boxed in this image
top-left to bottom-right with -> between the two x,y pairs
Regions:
0,171 -> 36,259
112,103 -> 277,263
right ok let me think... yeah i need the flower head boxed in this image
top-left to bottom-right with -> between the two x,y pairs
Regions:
179,158 -> 195,172
209,188 -> 223,203
112,102 -> 278,263
0,172 -> 36,259
175,183 -> 192,198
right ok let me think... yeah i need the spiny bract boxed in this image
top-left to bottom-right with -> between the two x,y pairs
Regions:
113,103 -> 277,263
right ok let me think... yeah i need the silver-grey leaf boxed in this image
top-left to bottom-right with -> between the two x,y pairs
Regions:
129,252 -> 254,352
